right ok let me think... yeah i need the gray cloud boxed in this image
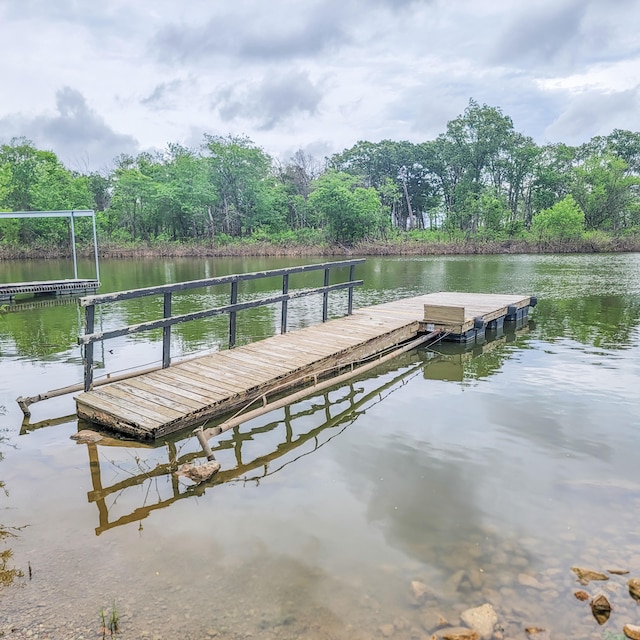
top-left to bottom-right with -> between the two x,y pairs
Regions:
491,0 -> 588,69
544,87 -> 640,144
149,0 -> 425,65
152,5 -> 351,64
490,0 -> 640,72
141,80 -> 184,110
0,87 -> 139,172
213,71 -> 323,130
2,0 -> 143,39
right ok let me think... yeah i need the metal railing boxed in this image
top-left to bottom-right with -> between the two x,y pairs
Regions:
78,259 -> 365,392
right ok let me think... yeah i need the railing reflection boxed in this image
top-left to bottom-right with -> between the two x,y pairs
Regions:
84,355 -> 430,535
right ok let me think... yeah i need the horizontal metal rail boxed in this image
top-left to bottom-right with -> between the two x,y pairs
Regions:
79,281 -> 362,345
79,260 -> 364,306
79,259 -> 365,392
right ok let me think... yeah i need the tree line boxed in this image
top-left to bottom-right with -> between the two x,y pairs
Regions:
1,99 -> 640,247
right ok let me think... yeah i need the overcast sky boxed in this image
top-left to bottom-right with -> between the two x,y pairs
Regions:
1,0 -> 639,172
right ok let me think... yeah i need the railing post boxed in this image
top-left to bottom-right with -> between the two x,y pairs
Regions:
348,264 -> 355,315
322,267 -> 330,322
83,304 -> 95,392
229,279 -> 238,348
281,273 -> 289,334
162,292 -> 172,368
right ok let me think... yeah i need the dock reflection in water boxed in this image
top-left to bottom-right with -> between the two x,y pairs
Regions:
69,320 -> 533,536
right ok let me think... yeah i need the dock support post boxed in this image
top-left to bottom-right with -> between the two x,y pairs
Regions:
229,280 -> 238,347
281,274 -> 289,334
322,268 -> 330,322
162,292 -> 172,369
83,304 -> 95,392
348,264 -> 355,315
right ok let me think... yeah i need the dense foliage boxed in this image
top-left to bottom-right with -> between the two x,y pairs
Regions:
1,100 -> 640,247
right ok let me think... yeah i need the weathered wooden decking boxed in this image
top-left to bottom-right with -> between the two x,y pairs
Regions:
75,292 -> 532,439
0,278 -> 100,302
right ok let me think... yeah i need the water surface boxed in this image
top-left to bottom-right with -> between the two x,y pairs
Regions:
1,254 -> 639,639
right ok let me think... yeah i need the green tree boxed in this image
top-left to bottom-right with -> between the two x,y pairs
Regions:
276,150 -> 320,230
571,154 -> 640,231
330,140 -> 438,230
531,194 -> 585,240
308,171 -> 387,243
203,135 -> 274,236
108,154 -> 157,241
0,138 -> 93,246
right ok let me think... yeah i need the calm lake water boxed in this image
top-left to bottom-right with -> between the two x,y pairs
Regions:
1,254 -> 640,640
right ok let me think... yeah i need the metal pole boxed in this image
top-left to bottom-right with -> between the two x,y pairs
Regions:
83,304 -> 95,392
91,211 -> 100,282
281,273 -> 289,333
162,292 -> 172,368
229,280 -> 238,348
322,268 -> 330,322
70,210 -> 78,279
348,264 -> 355,315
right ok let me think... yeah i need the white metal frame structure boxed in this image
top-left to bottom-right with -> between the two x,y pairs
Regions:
0,209 -> 100,281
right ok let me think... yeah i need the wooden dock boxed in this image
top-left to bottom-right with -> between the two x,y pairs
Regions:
75,292 -> 533,440
0,278 -> 100,302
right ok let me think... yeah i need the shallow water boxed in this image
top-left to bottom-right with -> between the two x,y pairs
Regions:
1,254 -> 640,639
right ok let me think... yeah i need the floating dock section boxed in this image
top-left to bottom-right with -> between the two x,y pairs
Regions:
0,279 -> 100,302
75,292 -> 534,440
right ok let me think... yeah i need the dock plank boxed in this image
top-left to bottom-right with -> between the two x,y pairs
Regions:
124,376 -> 217,406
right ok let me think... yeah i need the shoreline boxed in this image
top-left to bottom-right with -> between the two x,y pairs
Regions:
1,236 -> 640,260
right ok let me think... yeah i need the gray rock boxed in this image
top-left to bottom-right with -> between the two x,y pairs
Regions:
70,429 -> 103,443
628,578 -> 640,602
176,460 -> 221,482
410,580 -> 432,606
590,593 -> 611,625
460,604 -> 498,640
419,610 -> 449,633
571,567 -> 609,585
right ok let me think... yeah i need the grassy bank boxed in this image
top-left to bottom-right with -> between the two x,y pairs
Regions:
1,233 -> 640,260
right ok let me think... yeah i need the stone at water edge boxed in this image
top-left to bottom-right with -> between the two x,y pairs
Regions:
628,578 -> 640,602
410,579 -> 432,605
419,610 -> 449,632
70,429 -> 103,443
436,626 -> 480,640
574,590 -> 590,601
589,593 -> 612,625
176,460 -> 221,482
459,604 -> 498,640
624,624 -> 640,640
608,568 -> 630,575
571,567 -> 609,585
